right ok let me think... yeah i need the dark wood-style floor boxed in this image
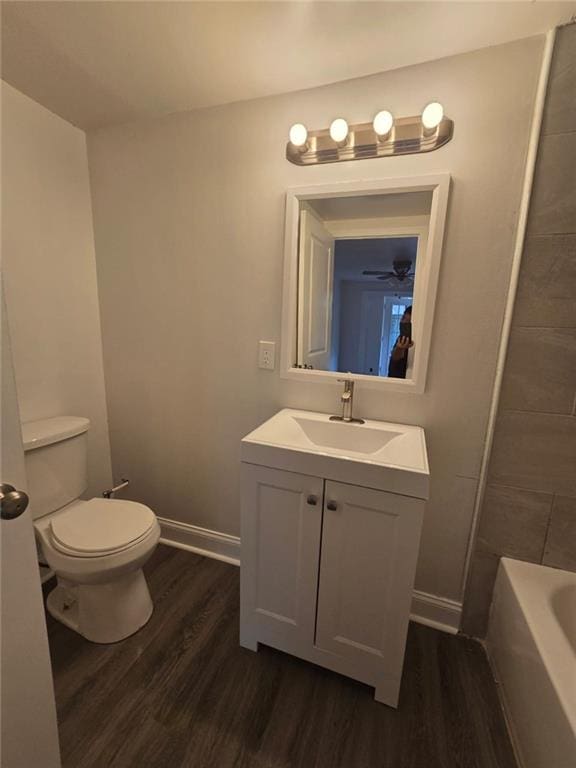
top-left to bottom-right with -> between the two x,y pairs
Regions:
46,545 -> 517,768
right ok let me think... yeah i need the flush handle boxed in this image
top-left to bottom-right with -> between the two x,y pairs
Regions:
103,478 -> 130,499
1,484 -> 30,520
326,501 -> 338,511
307,495 -> 318,506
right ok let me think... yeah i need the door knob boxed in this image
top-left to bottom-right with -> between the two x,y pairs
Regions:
1,484 -> 30,520
307,495 -> 318,506
326,501 -> 338,511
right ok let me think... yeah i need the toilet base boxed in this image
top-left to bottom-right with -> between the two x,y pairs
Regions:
46,568 -> 154,643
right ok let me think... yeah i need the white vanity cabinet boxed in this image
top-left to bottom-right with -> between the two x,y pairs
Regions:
240,464 -> 323,657
240,462 -> 425,707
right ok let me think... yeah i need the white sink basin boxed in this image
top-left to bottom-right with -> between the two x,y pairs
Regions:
294,417 -> 401,455
241,409 -> 429,499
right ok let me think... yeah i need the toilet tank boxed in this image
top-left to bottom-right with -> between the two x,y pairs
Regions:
22,417 -> 90,520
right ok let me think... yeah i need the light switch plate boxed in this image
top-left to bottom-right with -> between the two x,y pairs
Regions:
258,341 -> 276,370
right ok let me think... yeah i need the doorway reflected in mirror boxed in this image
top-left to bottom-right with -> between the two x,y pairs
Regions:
332,237 -> 416,378
296,192 -> 431,380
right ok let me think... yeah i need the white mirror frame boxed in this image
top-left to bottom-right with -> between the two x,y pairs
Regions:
280,173 -> 451,393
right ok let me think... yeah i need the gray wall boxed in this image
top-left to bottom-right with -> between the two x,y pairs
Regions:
88,37 -> 543,609
462,23 -> 576,637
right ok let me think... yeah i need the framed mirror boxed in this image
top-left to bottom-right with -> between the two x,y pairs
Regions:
280,175 -> 450,392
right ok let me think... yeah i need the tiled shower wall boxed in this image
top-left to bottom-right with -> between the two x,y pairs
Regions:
462,23 -> 576,638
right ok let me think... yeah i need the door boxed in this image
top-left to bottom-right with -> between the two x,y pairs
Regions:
240,464 -> 323,657
315,480 -> 424,706
297,209 -> 334,369
0,289 -> 61,768
358,291 -> 384,375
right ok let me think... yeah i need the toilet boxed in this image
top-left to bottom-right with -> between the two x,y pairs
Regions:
23,416 -> 160,644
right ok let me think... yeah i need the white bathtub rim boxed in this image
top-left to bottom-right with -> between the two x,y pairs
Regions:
498,557 -> 576,737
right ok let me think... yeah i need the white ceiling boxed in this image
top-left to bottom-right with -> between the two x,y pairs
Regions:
2,1 -> 574,131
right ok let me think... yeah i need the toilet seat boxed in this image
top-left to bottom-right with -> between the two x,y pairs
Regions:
50,498 -> 156,558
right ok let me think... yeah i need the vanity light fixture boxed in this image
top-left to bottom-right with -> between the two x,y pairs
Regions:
373,110 -> 394,140
329,118 -> 349,145
286,104 -> 453,166
421,101 -> 444,136
289,123 -> 309,151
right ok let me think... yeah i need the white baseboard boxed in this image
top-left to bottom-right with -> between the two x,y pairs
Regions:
158,517 -> 240,566
410,590 -> 461,634
158,517 -> 462,635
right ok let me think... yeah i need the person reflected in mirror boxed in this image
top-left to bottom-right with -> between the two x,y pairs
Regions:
387,306 -> 414,379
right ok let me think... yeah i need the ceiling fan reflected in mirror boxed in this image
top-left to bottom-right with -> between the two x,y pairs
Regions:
363,258 -> 415,283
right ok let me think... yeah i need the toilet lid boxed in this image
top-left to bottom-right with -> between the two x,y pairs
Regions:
50,499 -> 156,556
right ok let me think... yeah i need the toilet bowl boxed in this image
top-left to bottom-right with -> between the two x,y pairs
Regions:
23,416 -> 160,643
36,498 -> 160,643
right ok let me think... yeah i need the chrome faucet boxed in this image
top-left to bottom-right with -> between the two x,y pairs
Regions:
330,379 -> 365,424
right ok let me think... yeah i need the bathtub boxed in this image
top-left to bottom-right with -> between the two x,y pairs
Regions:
487,558 -> 576,768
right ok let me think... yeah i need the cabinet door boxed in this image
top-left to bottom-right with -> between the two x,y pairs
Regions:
315,481 -> 424,704
240,464 -> 323,656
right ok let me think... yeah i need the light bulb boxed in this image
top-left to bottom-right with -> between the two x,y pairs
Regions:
373,110 -> 394,137
421,102 -> 444,131
289,123 -> 308,147
329,118 -> 349,144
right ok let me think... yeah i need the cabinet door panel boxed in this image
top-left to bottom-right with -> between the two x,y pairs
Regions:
240,464 -> 323,654
316,481 -> 424,677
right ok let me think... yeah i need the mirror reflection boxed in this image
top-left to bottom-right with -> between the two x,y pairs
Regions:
296,192 -> 432,379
